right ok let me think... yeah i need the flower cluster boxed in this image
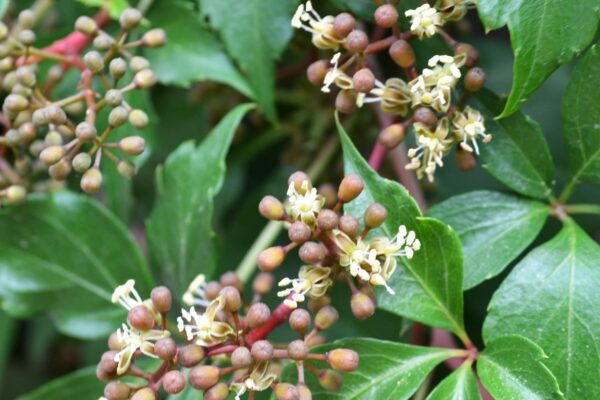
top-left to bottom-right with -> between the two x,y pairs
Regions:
296,1 -> 490,182
0,7 -> 166,203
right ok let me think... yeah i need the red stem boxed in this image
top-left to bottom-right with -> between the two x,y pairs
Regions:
245,301 -> 293,346
207,344 -> 238,357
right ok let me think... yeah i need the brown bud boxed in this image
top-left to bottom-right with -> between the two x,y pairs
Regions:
318,183 -> 337,208
335,90 -> 357,114
339,215 -> 360,237
319,369 -> 343,391
119,136 -> 146,155
288,340 -> 309,360
104,381 -> 130,400
131,388 -> 156,400
306,334 -> 327,348
389,39 -> 415,68
96,359 -> 117,381
413,107 -> 438,126
220,271 -> 243,291
374,4 -> 398,28
464,67 -> 486,92
151,286 -> 172,313
252,272 -> 274,295
327,349 -> 359,372
289,308 -> 311,334
350,292 -> 375,320
307,60 -> 329,85
289,221 -> 312,243
258,246 -> 285,272
219,286 -> 242,312
247,302 -> 271,328
346,30 -> 368,53
455,146 -> 477,171
352,68 -> 375,93
378,123 -> 405,149
154,337 -> 177,361
178,344 -> 206,367
251,340 -> 274,362
108,333 -> 121,351
231,346 -> 252,368
317,209 -> 339,231
455,43 -> 480,67
297,383 -> 312,400
163,370 -> 185,394
364,203 -> 387,229
18,122 -> 36,143
308,294 -> 331,313
288,171 -> 311,191
299,242 -> 326,264
128,305 -> 155,330
274,383 -> 300,400
333,13 -> 355,37
338,173 -> 364,202
189,365 -> 220,390
315,305 -> 338,330
204,382 -> 230,400
259,195 -> 286,220
204,281 -> 222,300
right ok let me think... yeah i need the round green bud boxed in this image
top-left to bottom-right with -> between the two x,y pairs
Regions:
231,347 -> 252,368
109,58 -> 127,79
117,160 -> 136,178
75,16 -> 98,35
134,69 -> 157,89
318,369 -> 343,391
189,365 -> 220,390
151,286 -> 172,313
154,337 -> 177,361
120,8 -> 142,30
257,246 -> 285,272
251,340 -> 273,362
0,22 -> 8,41
49,159 -> 72,181
40,145 -> 65,166
178,344 -> 206,367
298,241 -> 326,264
338,173 -> 364,202
339,215 -> 360,237
204,383 -> 229,400
289,308 -> 311,334
327,349 -> 359,372
297,384 -> 312,400
246,302 -> 271,328
364,203 -> 387,229
76,122 -> 97,142
5,129 -> 21,146
163,370 -> 185,394
129,109 -> 149,129
29,140 -> 45,156
274,383 -> 300,400
32,108 -> 49,126
3,71 -> 17,91
315,305 -> 339,330
4,94 -> 29,113
219,286 -> 242,312
16,67 -> 36,87
18,10 -> 34,29
45,130 -> 63,146
72,152 -> 92,172
143,28 -> 167,47
350,292 -> 375,320
288,340 -> 308,361
18,122 -> 36,143
0,57 -> 14,73
109,106 -> 129,127
81,168 -> 103,193
131,388 -> 156,400
93,34 -> 113,51
84,51 -> 104,73
258,195 -> 285,220
105,89 -> 123,107
4,185 -> 26,205
46,105 -> 67,125
378,123 -> 405,149
104,381 -> 131,400
119,136 -> 145,155
130,56 -> 150,73
18,29 -> 35,46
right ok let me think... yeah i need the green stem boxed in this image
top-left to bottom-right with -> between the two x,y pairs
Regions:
563,204 -> 600,216
558,177 -> 579,203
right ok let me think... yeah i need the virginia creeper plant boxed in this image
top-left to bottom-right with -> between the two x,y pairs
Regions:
0,0 -> 599,399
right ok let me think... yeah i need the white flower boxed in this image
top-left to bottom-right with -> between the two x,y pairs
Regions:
113,324 -> 168,375
405,4 -> 444,38
177,296 -> 235,346
406,118 -> 453,182
277,265 -> 333,308
321,52 -> 353,93
182,273 -> 211,308
452,106 -> 490,154
291,1 -> 345,50
111,279 -> 143,310
286,180 -> 325,227
409,55 -> 464,112
230,362 -> 277,400
331,229 -> 381,282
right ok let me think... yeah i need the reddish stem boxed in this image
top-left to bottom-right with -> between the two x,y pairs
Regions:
367,142 -> 387,170
245,301 -> 293,346
207,344 -> 238,357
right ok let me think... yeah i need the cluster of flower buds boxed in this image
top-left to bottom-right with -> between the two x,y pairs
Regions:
295,1 -> 491,181
98,273 -> 360,400
0,7 -> 166,201
258,171 -> 420,313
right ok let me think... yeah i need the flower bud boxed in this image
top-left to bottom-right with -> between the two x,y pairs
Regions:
353,68 -> 375,93
246,302 -> 271,328
297,384 -> 312,400
289,308 -> 311,334
4,94 -> 29,113
257,246 -> 285,272
252,272 -> 274,295
110,58 -> 127,79
32,108 -> 48,126
4,129 -> 20,146
364,203 -> 387,229
151,286 -> 172,313
317,209 -> 339,231
16,67 -> 36,87
378,123 -> 405,149
76,122 -> 97,142
318,369 -> 343,391
389,40 -> 415,68
456,146 -> 477,171
94,34 -> 114,51
327,349 -> 359,372
374,4 -> 398,28
163,370 -> 185,394
204,281 -> 223,300
72,152 -> 92,172
259,195 -> 285,220
49,159 -> 72,181
108,332 -> 121,350
4,185 -> 26,205
143,29 -> 167,47
274,383 -> 299,400
109,106 -> 129,127
350,292 -> 375,320
119,136 -> 145,155
307,60 -> 329,85
117,160 -> 136,178
18,30 -> 35,46
338,173 -> 363,202
81,168 -> 103,193
18,10 -> 34,28
251,340 -> 274,362
346,30 -> 368,53
335,90 -> 357,114
96,359 -> 117,381
134,69 -> 157,89
219,271 -> 243,291
288,221 -> 312,243
40,145 -> 65,166
75,16 -> 98,35
104,381 -> 131,400
178,344 -> 206,367
464,67 -> 486,92
315,305 -> 338,330
204,383 -> 229,400
84,51 -> 104,73
231,346 -> 252,368
46,105 -> 67,125
45,130 -> 63,146
189,365 -> 220,390
455,43 -> 480,67
120,8 -> 142,30
129,109 -> 149,129
18,122 -> 36,143
413,107 -> 438,126
333,13 -> 355,37
219,286 -> 242,312
155,337 -> 177,361
288,340 -> 308,360
0,57 -> 13,73
131,388 -> 156,400
105,89 -> 123,107
0,22 -> 6,41
288,171 -> 311,191
298,242 -> 326,264
128,305 -> 155,330
130,56 -> 150,73
339,215 -> 360,237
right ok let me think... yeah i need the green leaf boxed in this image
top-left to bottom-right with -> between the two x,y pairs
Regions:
281,338 -> 461,400
336,114 -> 467,339
483,222 -> 600,398
0,310 -> 16,391
146,104 -> 254,297
477,336 -> 563,400
200,0 -> 297,121
474,89 -> 554,200
0,0 -> 8,19
17,366 -> 103,400
75,0 -> 129,18
475,0 -> 600,117
428,191 -> 549,289
562,44 -> 600,185
426,361 -> 481,400
0,191 -> 153,339
145,1 -> 253,97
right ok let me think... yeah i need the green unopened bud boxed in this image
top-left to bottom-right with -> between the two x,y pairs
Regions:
318,369 -> 343,391
18,30 -> 35,46
76,122 -> 97,142
40,145 -> 65,166
257,246 -> 285,272
75,16 -> 98,35
84,51 -> 104,73
72,152 -> 92,172
143,28 -> 167,47
120,8 -> 142,30
178,344 -> 206,367
162,370 -> 185,394
18,122 -> 36,143
350,292 -> 375,320
93,34 -> 114,51
134,69 -> 157,89
4,185 -> 26,204
274,383 -> 299,400
46,105 -> 67,125
32,108 -> 49,126
45,130 -> 63,146
204,383 -> 229,400
327,349 -> 359,372
130,56 -> 150,73
128,109 -> 149,129
109,106 -> 129,127
4,94 -> 29,113
16,67 -> 36,87
0,57 -> 13,72
119,136 -> 145,155
338,173 -> 364,202
297,384 -> 312,400
109,58 -> 127,79
81,168 -> 103,193
49,159 -> 72,181
251,340 -> 274,362
0,22 -> 8,41
5,129 -> 21,146
364,203 -> 387,229
18,10 -> 34,29
189,365 -> 220,390
131,388 -> 156,400
105,89 -> 123,107
378,123 -> 405,149
29,140 -> 45,156
315,305 -> 338,330
104,381 -> 131,400
258,195 -> 285,220
117,160 -> 136,178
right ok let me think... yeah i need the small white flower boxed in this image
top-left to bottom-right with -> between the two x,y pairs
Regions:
406,118 -> 452,182
286,180 -> 325,226
230,362 -> 277,400
111,279 -> 143,310
182,273 -> 211,308
113,324 -> 168,375
452,106 -> 490,154
291,1 -> 345,50
177,296 -> 235,346
321,52 -> 353,93
277,265 -> 333,308
405,4 -> 444,38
